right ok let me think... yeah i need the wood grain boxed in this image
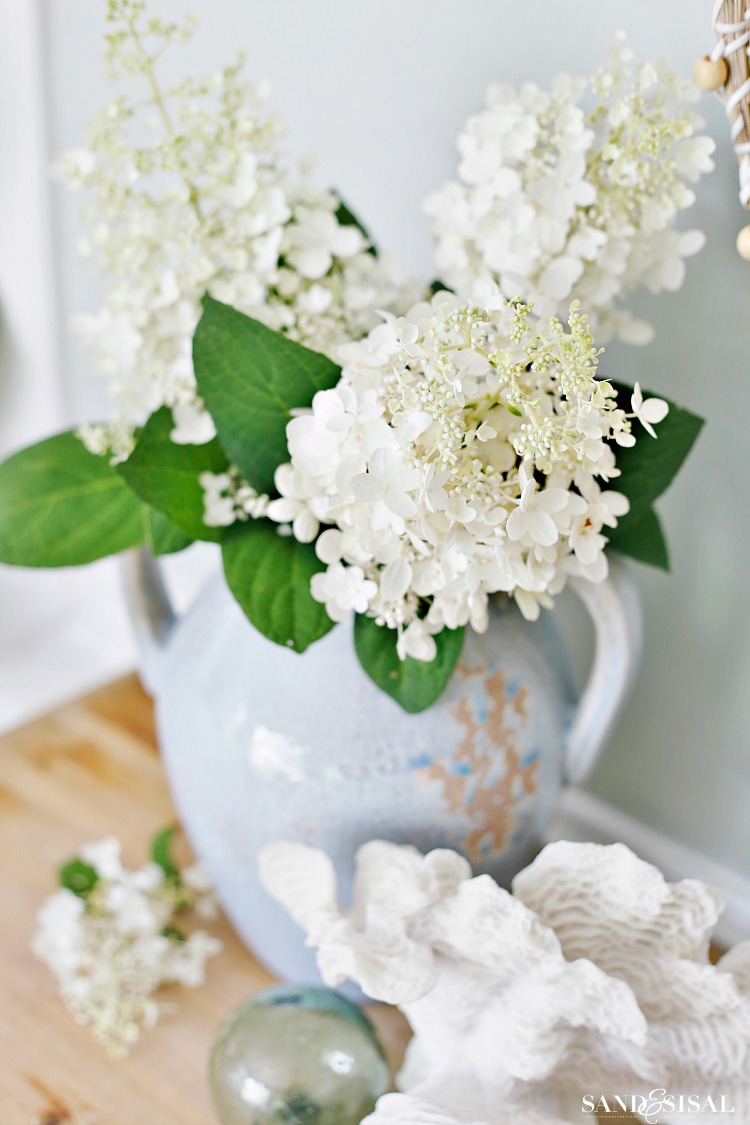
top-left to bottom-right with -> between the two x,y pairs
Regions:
0,675 -> 410,1125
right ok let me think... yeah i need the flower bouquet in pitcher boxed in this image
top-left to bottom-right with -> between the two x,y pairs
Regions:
0,2 -> 707,977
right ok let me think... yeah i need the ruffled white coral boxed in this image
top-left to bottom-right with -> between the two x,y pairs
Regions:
260,839 -> 750,1124
513,842 -> 750,1111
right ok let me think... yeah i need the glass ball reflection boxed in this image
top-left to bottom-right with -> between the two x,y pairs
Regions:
208,983 -> 390,1125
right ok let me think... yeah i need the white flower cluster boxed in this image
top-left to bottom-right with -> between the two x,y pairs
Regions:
200,468 -> 270,527
32,836 -> 221,1056
426,37 -> 715,345
264,289 -> 666,660
62,1 -> 415,459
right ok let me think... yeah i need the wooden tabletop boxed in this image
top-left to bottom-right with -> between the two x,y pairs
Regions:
0,675 -> 410,1125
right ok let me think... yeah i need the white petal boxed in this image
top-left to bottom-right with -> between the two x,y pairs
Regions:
631,383 -> 644,413
351,472 -> 382,503
639,398 -> 669,425
614,431 -> 636,448
386,491 -> 417,519
535,489 -> 569,514
538,256 -> 584,300
505,507 -> 527,542
380,558 -> 413,602
267,497 -> 300,523
293,509 -> 319,543
529,511 -> 559,547
515,589 -> 542,621
316,528 -> 344,564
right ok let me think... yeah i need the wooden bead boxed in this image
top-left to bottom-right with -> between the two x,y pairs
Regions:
737,224 -> 750,260
692,54 -> 729,91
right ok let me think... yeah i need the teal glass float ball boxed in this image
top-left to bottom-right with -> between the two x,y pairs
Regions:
208,983 -> 390,1125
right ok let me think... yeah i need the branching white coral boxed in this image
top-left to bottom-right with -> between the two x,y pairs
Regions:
260,838 -> 750,1124
425,37 -> 715,345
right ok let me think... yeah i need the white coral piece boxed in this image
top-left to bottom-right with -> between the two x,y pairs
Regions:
260,839 -> 750,1125
363,1093 -> 571,1125
513,841 -> 750,1113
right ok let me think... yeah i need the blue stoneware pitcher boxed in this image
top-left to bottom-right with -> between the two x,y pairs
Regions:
124,552 -> 640,984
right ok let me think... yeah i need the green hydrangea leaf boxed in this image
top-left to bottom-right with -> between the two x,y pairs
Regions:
612,382 -> 703,511
354,615 -> 465,713
150,825 -> 179,878
162,924 -> 187,943
608,506 -> 670,571
118,407 -> 228,543
221,522 -> 334,653
58,858 -> 99,898
193,297 -> 341,494
0,431 -> 148,567
147,508 -> 194,556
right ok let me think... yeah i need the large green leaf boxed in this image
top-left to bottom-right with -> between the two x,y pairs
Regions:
118,407 -> 228,542
354,615 -> 465,713
612,382 -> 703,511
608,506 -> 669,571
221,522 -> 334,653
0,431 -> 148,567
193,297 -> 341,494
147,508 -> 193,556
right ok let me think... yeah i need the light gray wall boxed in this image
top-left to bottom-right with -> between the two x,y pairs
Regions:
41,1 -> 750,875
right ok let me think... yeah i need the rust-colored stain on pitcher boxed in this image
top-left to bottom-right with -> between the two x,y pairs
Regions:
417,666 -> 538,861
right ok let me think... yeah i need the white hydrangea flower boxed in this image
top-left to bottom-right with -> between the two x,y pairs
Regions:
397,620 -> 438,662
200,470 -> 269,527
264,291 -> 663,658
200,472 -> 239,527
310,563 -> 378,622
631,382 -> 669,439
425,39 -> 714,344
267,464 -> 320,542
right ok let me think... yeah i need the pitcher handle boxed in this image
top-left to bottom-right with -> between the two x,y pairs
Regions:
121,548 -> 177,695
564,556 -> 642,785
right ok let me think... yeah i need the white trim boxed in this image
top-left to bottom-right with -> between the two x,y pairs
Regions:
547,788 -> 750,949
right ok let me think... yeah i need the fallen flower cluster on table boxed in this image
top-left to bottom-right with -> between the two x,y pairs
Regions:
33,829 -> 221,1055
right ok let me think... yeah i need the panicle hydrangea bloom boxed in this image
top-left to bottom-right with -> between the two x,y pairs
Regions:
255,288 -> 666,659
32,835 -> 221,1056
425,36 -> 715,345
62,1 -> 417,459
